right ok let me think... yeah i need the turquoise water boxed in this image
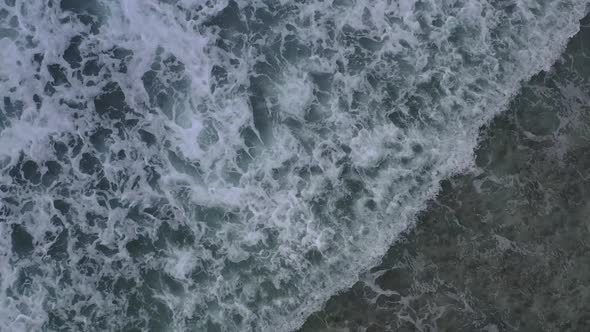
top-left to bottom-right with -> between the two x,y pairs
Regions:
0,1 -> 588,331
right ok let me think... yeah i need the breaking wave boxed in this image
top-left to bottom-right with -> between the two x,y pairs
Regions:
0,0 -> 587,331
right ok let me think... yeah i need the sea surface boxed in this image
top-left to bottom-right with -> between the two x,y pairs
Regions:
0,1 -> 588,331
301,13 -> 590,332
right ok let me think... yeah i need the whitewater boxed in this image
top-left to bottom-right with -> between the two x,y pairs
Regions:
0,0 -> 587,331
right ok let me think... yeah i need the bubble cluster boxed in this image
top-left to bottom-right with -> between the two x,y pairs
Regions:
0,0 -> 587,331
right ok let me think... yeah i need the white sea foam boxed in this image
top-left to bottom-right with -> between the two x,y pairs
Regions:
0,0 -> 588,331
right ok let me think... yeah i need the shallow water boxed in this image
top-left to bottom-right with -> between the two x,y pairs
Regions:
301,13 -> 590,332
0,1 -> 589,331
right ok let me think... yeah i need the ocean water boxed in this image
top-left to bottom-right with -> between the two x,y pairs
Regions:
0,1 -> 588,331
301,12 -> 590,332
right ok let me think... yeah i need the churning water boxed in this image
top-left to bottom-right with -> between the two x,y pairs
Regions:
0,1 -> 588,331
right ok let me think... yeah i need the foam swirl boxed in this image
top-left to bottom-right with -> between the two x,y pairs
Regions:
0,1 -> 587,331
